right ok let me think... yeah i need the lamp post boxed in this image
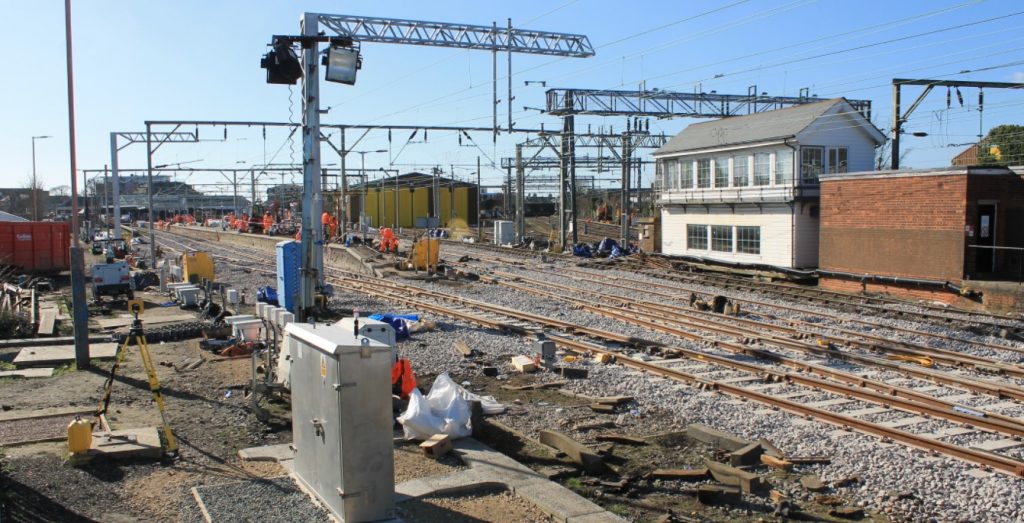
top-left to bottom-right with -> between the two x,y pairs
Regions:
351,150 -> 386,231
31,135 -> 51,221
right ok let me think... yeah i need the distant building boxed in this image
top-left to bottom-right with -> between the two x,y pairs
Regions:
653,98 -> 884,269
952,144 -> 980,166
0,188 -> 49,220
347,172 -> 479,228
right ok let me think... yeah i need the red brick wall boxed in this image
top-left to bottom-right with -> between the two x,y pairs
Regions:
819,277 -> 960,304
820,174 -> 967,281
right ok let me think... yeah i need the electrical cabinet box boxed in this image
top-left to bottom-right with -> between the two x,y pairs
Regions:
276,240 -> 301,313
285,322 -> 395,522
181,251 -> 214,284
335,318 -> 397,361
493,220 -> 514,245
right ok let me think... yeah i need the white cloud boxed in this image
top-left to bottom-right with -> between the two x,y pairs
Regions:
1012,71 -> 1024,83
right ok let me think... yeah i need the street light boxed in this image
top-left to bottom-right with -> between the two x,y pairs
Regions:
31,135 -> 52,220
351,149 -> 387,231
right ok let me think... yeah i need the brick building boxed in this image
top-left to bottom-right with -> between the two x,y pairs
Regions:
818,166 -> 1024,309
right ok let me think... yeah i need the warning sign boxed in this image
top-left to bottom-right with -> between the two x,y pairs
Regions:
320,355 -> 327,379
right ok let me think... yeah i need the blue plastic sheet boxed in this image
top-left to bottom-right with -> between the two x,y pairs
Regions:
256,286 -> 279,306
367,313 -> 418,340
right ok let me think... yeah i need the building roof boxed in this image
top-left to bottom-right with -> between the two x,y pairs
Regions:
951,144 -> 980,166
0,210 -> 28,222
351,171 -> 477,190
820,165 -> 1018,182
655,98 -> 881,156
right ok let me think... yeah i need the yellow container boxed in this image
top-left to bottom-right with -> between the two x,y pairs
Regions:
409,238 -> 440,271
67,416 -> 93,454
181,251 -> 215,284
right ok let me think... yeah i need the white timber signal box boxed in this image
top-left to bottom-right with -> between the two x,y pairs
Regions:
284,322 -> 396,522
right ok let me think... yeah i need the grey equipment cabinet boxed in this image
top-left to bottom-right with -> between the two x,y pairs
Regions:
284,322 -> 396,522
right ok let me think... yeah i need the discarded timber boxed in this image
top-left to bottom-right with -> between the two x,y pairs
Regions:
760,454 -> 794,471
697,485 -> 741,505
728,441 -> 765,466
538,429 -> 608,475
453,339 -> 482,357
589,403 -> 617,414
787,456 -> 831,465
687,423 -> 752,452
595,434 -> 648,445
704,459 -> 763,494
648,468 -> 708,481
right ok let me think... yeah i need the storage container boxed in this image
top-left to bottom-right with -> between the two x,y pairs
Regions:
0,221 -> 70,272
67,416 -> 92,454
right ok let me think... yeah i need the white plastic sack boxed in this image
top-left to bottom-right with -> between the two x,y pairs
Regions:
396,388 -> 448,440
396,373 -> 506,440
427,373 -> 505,415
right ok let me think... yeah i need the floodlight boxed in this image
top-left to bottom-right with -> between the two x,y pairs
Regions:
324,45 -> 361,85
261,41 -> 302,85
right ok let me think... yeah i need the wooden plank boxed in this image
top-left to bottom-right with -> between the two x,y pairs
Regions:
37,308 -> 57,336
649,468 -> 708,481
760,454 -> 794,471
594,434 -> 648,445
538,429 -> 607,474
704,459 -> 763,494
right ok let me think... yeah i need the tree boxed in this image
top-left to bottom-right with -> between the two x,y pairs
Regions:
978,124 -> 1024,166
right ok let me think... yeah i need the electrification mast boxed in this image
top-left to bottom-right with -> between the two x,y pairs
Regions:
263,12 -> 594,321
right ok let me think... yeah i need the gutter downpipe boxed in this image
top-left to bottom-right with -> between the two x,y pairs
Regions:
814,269 -> 981,299
783,138 -> 799,269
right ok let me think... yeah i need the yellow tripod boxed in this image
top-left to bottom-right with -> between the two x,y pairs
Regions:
96,300 -> 178,456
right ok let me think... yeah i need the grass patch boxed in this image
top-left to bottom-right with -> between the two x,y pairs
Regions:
53,362 -> 77,376
607,504 -> 629,517
0,361 -> 14,371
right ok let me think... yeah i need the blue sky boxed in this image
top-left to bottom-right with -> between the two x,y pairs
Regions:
2,0 -> 1022,195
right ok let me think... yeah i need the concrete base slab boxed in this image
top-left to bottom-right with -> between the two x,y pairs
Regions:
13,343 -> 119,366
922,427 -> 977,439
86,427 -> 162,460
395,438 -> 625,522
515,482 -> 607,523
980,401 -> 1021,412
880,416 -> 929,428
238,443 -> 294,462
847,406 -> 889,417
805,398 -> 855,408
828,429 -> 858,439
971,438 -> 1024,452
0,368 -> 54,379
943,392 -> 979,403
965,468 -> 993,479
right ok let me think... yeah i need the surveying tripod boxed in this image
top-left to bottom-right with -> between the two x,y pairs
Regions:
96,300 -> 179,456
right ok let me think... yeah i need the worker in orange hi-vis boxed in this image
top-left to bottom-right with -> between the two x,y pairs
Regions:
263,213 -> 271,234
319,210 -> 331,243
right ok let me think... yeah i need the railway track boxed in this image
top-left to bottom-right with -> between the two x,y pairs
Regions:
152,227 -> 1024,477
444,240 -> 1023,336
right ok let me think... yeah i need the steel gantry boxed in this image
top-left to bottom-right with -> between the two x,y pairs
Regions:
273,12 -> 593,321
534,86 -> 872,250
513,131 -> 668,245
545,86 -> 873,119
110,130 -> 199,261
890,78 -> 1024,169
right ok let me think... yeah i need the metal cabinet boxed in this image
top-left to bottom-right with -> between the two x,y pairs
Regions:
285,322 -> 395,522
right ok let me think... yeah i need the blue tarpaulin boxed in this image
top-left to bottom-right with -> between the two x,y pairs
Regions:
572,244 -> 593,258
256,286 -> 278,306
367,313 -> 419,340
